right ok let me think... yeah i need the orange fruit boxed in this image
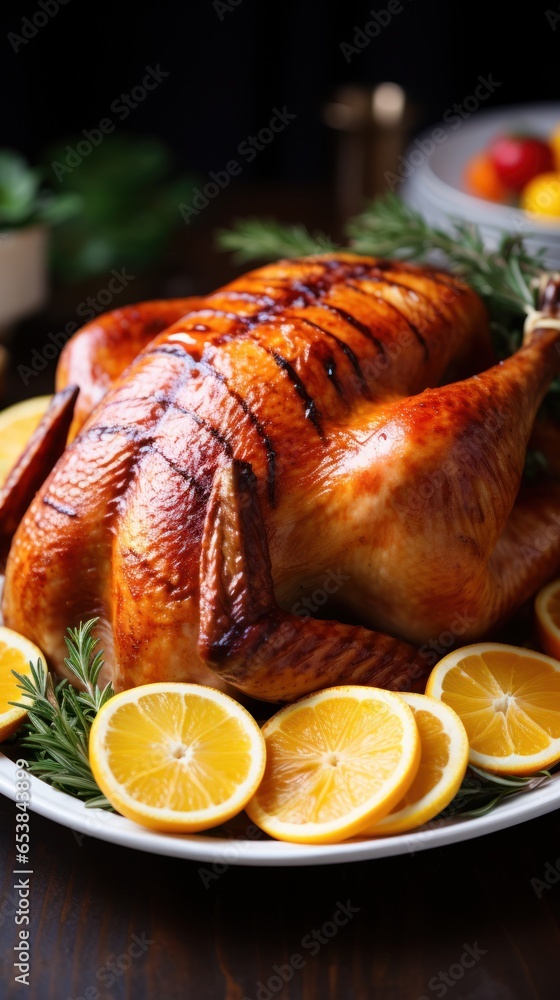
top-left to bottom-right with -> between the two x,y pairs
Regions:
363,693 -> 469,835
535,578 -> 560,660
426,642 -> 560,774
0,626 -> 45,741
245,685 -> 421,844
0,395 -> 53,487
89,683 -> 266,833
464,152 -> 509,202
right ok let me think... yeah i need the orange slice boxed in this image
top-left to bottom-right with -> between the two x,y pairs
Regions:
0,395 -> 52,487
245,685 -> 421,844
535,578 -> 560,661
362,693 -> 469,835
89,683 -> 266,833
426,642 -> 560,774
0,626 -> 44,741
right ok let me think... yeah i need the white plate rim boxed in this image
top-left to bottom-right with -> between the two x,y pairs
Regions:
2,750 -> 559,867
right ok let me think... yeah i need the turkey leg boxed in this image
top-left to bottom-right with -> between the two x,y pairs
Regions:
356,289 -> 560,642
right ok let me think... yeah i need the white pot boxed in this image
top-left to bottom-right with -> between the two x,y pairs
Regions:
0,224 -> 48,335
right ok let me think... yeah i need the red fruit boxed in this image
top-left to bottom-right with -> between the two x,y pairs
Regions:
490,135 -> 554,192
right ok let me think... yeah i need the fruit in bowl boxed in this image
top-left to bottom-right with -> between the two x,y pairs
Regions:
464,127 -> 560,218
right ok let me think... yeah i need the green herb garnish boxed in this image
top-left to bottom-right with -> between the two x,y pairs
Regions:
10,619 -> 114,809
216,217 -> 338,264
440,765 -> 553,820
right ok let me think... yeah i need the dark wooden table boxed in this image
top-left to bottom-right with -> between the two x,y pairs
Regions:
1,803 -> 560,1000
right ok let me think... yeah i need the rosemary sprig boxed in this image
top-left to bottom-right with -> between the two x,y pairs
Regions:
216,196 -> 555,407
347,194 -> 544,315
216,218 -> 338,263
10,619 -> 114,809
217,195 -> 544,314
440,765 -> 553,820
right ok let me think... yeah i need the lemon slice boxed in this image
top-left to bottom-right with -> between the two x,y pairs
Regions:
88,683 -> 266,832
426,642 -> 560,774
0,395 -> 53,487
535,578 -> 560,661
245,685 -> 421,845
0,626 -> 45,741
363,693 -> 469,835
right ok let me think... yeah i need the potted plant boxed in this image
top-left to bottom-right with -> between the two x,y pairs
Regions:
0,150 -> 78,338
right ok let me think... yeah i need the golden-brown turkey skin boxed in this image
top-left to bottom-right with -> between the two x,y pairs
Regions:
56,298 -> 202,441
4,253 -> 559,700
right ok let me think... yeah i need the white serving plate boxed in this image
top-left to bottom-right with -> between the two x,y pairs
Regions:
1,750 -> 559,866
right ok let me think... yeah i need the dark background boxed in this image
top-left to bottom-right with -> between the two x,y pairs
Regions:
1,0 -> 559,180
1,0 -> 559,403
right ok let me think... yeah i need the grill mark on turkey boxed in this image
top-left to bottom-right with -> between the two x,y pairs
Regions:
164,401 -> 234,458
148,446 -> 208,496
79,424 -> 147,448
146,258 -> 451,498
322,356 -> 344,396
43,497 -> 77,517
362,273 -> 451,331
376,259 -> 464,296
80,423 -> 146,443
283,276 -> 388,355
321,304 -> 387,355
149,344 -> 278,505
371,263 -> 457,298
346,281 -> 430,361
297,317 -> 366,390
77,423 -> 213,501
269,350 -> 323,436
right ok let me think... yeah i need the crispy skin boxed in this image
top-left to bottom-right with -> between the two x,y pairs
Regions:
56,298 -> 202,440
4,253 -> 560,700
0,386 -> 78,569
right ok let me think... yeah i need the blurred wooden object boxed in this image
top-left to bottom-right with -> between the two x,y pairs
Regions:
0,345 -> 8,400
323,83 -> 418,220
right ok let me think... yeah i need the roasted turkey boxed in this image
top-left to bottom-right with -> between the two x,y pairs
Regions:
2,253 -> 560,701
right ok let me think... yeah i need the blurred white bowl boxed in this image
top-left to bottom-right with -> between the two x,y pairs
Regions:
401,102 -> 560,269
